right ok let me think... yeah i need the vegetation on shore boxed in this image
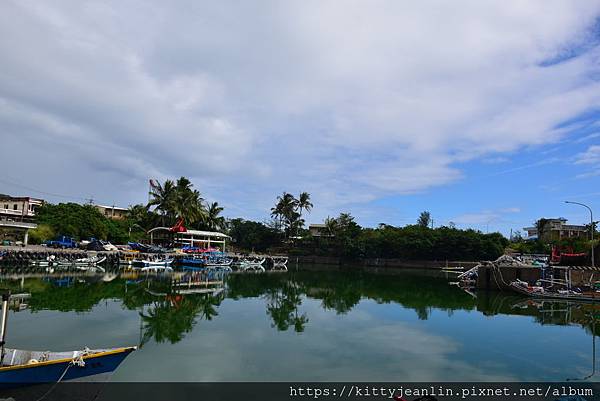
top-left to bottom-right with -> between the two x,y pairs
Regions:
27,175 -> 516,261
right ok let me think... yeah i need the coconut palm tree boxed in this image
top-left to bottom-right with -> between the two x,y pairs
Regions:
295,192 -> 312,236
148,177 -> 207,227
148,179 -> 177,225
206,202 -> 225,231
324,216 -> 338,236
297,192 -> 313,217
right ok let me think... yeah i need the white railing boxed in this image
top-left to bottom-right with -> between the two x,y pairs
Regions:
0,208 -> 34,217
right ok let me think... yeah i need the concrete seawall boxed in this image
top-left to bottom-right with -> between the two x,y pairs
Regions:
291,255 -> 479,272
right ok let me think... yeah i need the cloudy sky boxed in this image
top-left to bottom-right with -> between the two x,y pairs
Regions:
1,1 -> 600,234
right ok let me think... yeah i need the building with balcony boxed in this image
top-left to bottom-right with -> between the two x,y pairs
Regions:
0,195 -> 44,222
523,218 -> 589,242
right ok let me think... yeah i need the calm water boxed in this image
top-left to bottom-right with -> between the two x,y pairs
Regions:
1,267 -> 598,382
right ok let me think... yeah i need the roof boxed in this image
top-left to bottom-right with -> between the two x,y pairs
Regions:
95,204 -> 128,211
309,224 -> 327,228
0,196 -> 44,203
147,227 -> 230,238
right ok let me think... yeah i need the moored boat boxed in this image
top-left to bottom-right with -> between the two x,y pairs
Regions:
509,278 -> 600,303
0,290 -> 135,385
0,346 -> 136,384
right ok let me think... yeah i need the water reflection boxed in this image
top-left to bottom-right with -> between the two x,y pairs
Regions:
4,269 -> 600,339
2,267 -> 599,381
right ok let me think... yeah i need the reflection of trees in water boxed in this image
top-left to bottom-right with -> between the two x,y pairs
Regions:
9,271 -> 600,342
265,282 -> 308,332
140,293 -> 222,345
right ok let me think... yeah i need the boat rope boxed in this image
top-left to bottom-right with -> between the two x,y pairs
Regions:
34,349 -> 90,401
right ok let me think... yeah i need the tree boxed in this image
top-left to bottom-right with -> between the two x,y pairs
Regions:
271,192 -> 312,239
206,202 -> 225,231
148,179 -> 177,225
417,211 -> 431,228
297,192 -> 313,220
28,224 -> 55,244
148,177 -> 207,227
324,216 -> 338,236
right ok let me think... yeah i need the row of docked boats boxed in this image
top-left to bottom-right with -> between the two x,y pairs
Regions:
29,255 -> 107,271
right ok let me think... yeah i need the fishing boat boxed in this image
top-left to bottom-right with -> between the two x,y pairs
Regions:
141,258 -> 174,267
271,256 -> 288,271
238,257 -> 265,271
0,290 -> 135,384
509,279 -> 600,303
54,256 -> 106,268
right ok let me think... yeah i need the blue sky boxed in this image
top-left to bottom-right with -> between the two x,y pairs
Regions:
1,1 -> 599,236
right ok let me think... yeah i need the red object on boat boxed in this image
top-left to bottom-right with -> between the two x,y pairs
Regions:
551,245 -> 587,265
170,218 -> 187,233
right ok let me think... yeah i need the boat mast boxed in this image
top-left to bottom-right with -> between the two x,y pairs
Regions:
0,289 -> 10,365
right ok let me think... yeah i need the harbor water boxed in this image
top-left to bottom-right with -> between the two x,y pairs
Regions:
2,266 -> 598,382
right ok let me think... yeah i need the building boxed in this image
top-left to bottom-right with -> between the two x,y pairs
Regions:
308,223 -> 333,237
523,218 -> 589,242
95,204 -> 128,220
0,195 -> 44,222
147,227 -> 230,251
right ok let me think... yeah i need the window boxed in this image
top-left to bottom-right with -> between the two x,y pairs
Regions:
13,204 -> 18,210
3,204 -> 7,209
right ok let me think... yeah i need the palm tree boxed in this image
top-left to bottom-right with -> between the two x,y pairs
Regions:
296,192 -> 312,235
324,216 -> 338,236
148,179 -> 177,225
271,192 -> 296,233
148,177 -> 207,227
206,202 -> 225,231
297,192 -> 312,216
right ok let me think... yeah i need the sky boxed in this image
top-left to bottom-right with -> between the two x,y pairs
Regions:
1,1 -> 600,236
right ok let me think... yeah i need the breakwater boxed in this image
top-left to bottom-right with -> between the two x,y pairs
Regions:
0,246 -> 121,267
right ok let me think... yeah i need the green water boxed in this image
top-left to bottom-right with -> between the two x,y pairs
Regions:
2,267 -> 598,382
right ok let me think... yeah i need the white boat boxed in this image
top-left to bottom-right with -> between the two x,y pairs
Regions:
58,256 -> 107,267
141,258 -> 174,267
239,258 -> 266,272
271,256 -> 288,271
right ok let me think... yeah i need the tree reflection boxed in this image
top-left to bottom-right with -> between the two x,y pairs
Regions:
140,293 -> 221,345
265,282 -> 308,333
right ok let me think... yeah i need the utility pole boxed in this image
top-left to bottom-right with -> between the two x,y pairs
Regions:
565,201 -> 595,268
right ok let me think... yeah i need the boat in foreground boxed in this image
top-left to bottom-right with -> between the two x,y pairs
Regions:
0,346 -> 136,384
0,290 -> 135,385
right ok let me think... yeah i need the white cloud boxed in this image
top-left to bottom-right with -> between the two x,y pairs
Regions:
452,207 -> 521,226
575,145 -> 600,164
1,1 -> 600,219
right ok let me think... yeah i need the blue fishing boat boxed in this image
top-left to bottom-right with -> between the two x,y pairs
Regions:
0,290 -> 135,385
0,346 -> 136,384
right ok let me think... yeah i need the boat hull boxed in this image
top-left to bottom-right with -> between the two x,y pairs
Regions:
0,347 -> 135,385
509,282 -> 600,303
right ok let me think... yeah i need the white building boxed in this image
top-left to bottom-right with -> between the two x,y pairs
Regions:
0,196 -> 44,221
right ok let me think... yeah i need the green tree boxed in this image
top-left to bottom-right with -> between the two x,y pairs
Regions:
148,177 -> 207,227
417,211 -> 431,228
28,224 -> 55,244
148,179 -> 177,225
205,202 -> 225,231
